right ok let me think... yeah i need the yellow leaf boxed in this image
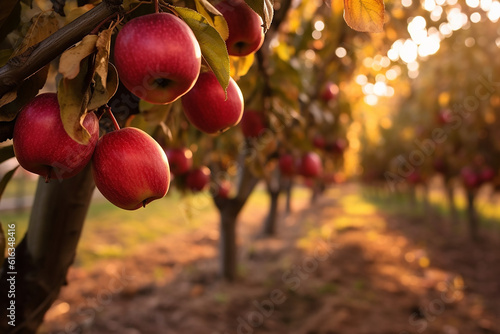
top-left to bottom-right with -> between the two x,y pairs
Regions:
230,54 -> 254,79
194,0 -> 229,40
343,0 -> 385,33
59,34 -> 98,79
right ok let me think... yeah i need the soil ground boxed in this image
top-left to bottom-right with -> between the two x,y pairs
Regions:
40,183 -> 500,334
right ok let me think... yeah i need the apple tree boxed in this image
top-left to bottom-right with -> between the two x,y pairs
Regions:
0,0 -> 386,331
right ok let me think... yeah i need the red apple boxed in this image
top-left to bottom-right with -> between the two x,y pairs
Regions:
181,71 -> 244,134
299,152 -> 323,178
214,179 -> 231,198
407,170 -> 422,184
186,166 -> 211,192
114,13 -> 201,104
92,127 -> 170,210
461,167 -> 479,189
240,110 -> 267,138
320,82 -> 339,102
165,147 -> 193,176
13,93 -> 99,181
215,0 -> 264,56
312,135 -> 326,149
329,138 -> 347,156
479,166 -> 495,183
437,109 -> 453,124
279,154 -> 297,177
433,157 -> 447,174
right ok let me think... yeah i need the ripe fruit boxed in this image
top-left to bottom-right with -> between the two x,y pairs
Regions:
165,147 -> 193,176
312,135 -> 326,149
13,93 -> 99,181
279,154 -> 297,177
320,82 -> 339,102
240,110 -> 267,138
186,167 -> 211,192
329,138 -> 347,156
479,166 -> 495,183
215,0 -> 264,56
407,170 -> 422,184
461,167 -> 479,189
437,109 -> 453,124
214,179 -> 231,198
114,13 -> 201,104
92,127 -> 170,210
181,71 -> 244,134
299,152 -> 323,178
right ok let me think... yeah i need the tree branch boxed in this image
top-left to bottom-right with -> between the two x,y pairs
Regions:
0,0 -> 123,99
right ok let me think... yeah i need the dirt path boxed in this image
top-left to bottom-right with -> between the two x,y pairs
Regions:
41,184 -> 500,334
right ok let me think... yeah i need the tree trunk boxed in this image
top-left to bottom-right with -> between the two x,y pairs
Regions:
263,190 -> 279,236
466,189 -> 478,241
0,164 -> 94,333
219,206 -> 238,282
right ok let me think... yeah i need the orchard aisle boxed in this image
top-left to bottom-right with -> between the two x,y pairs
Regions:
41,184 -> 499,334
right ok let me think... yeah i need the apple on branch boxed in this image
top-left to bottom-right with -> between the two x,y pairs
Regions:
215,0 -> 265,57
92,127 -> 170,210
165,147 -> 193,176
113,13 -> 201,104
13,93 -> 99,181
181,71 -> 244,134
186,166 -> 211,192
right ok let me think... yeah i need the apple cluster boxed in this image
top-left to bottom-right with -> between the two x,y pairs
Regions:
113,0 -> 264,134
12,2 -> 266,210
13,93 -> 170,211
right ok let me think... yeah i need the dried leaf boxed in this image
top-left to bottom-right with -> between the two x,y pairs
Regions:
88,63 -> 119,110
0,91 -> 17,109
0,65 -> 49,122
195,0 -> 229,40
58,57 -> 93,145
11,12 -> 60,58
343,0 -> 385,33
59,34 -> 98,79
87,26 -> 118,110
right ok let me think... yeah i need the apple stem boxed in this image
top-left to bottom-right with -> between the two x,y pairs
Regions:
106,106 -> 121,131
154,0 -> 159,13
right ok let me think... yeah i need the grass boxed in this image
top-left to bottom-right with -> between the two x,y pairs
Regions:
1,183 -> 310,268
360,184 -> 500,229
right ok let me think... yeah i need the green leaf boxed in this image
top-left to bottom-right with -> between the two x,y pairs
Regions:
194,0 -> 229,40
59,34 -> 98,79
173,6 -> 230,93
0,165 -> 18,202
58,57 -> 93,145
343,0 -> 385,33
0,145 -> 15,164
244,0 -> 274,32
